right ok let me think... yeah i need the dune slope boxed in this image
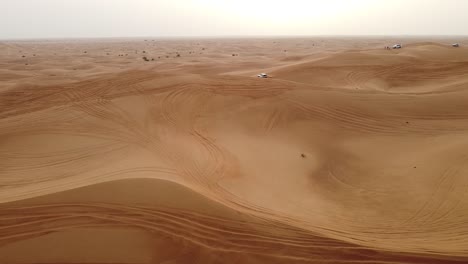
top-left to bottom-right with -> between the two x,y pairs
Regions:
1,179 -> 466,264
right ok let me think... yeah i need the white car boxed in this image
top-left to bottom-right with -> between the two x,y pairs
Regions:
392,44 -> 402,49
453,43 -> 460,47
257,73 -> 268,78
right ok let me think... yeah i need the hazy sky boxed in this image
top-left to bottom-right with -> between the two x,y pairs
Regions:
1,0 -> 468,39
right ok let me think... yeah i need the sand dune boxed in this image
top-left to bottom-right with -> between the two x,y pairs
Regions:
273,43 -> 468,92
1,37 -> 468,263
1,179 -> 466,264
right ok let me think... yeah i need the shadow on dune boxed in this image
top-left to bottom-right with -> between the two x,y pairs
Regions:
1,178 -> 467,264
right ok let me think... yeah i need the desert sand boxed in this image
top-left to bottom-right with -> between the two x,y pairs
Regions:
1,37 -> 468,263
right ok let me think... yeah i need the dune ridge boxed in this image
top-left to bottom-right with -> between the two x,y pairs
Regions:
2,38 -> 468,263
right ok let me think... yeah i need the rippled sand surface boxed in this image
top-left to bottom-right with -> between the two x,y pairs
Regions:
2,37 -> 468,263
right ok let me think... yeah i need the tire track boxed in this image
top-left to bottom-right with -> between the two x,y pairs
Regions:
1,202 -> 466,263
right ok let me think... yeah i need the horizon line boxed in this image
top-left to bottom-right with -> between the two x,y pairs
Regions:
2,34 -> 468,42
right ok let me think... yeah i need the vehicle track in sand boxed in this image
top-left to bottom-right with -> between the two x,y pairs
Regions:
1,201 -> 467,264
3,41 -> 468,263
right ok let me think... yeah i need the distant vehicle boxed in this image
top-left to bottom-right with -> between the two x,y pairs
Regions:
452,43 -> 460,47
257,73 -> 268,78
392,44 -> 402,49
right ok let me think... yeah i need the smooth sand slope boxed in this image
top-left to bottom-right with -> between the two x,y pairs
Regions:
1,37 -> 468,263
